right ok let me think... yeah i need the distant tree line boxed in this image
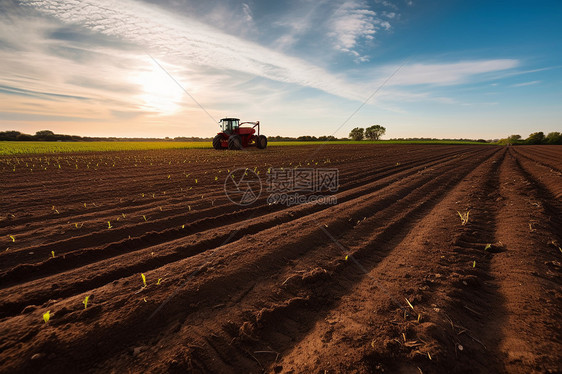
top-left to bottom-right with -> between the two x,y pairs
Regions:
498,132 -> 562,145
0,130 -> 212,142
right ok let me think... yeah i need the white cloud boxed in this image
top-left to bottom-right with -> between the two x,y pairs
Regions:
328,0 -> 381,61
511,80 -> 540,87
242,3 -> 253,22
379,60 -> 520,86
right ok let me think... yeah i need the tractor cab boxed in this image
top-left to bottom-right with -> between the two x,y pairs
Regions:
219,118 -> 240,134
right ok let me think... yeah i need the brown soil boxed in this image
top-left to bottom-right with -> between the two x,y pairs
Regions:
0,144 -> 560,374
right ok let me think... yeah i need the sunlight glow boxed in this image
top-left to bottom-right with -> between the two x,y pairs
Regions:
133,60 -> 185,115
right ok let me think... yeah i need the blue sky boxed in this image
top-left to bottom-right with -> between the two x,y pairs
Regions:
0,0 -> 560,139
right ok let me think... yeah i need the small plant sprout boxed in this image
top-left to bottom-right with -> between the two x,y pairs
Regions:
83,295 -> 89,309
181,224 -> 185,229
51,251 -> 55,258
473,261 -> 476,268
143,215 -> 147,221
122,213 -> 126,219
9,235 -> 15,242
427,352 -> 432,360
107,221 -> 112,229
43,310 -> 51,323
143,297 -> 147,302
141,273 -> 147,287
345,254 -> 349,261
157,278 -> 162,285
405,298 -> 415,311
484,243 -> 492,251
457,210 -> 470,225
195,178 -> 198,184
215,176 -> 218,181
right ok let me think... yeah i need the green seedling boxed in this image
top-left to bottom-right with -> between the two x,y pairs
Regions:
122,213 -> 126,218
107,221 -> 112,229
195,178 -> 198,184
51,251 -> 55,258
181,224 -> 185,229
345,254 -> 349,261
405,298 -> 415,310
9,235 -> 15,242
143,215 -> 147,221
83,295 -> 89,309
43,310 -> 51,323
141,273 -> 147,287
457,210 -> 470,225
484,243 -> 492,251
157,278 -> 162,285
473,261 -> 476,268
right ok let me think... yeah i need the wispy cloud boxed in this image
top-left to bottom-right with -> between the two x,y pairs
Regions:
241,3 -> 253,22
328,0 -> 391,62
511,80 -> 540,87
379,60 -> 519,86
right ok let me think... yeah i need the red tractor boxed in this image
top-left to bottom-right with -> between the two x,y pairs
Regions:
213,117 -> 268,150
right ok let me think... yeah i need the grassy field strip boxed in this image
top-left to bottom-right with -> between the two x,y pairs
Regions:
0,140 -> 492,155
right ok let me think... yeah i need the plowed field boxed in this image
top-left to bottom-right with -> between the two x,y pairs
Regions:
0,144 -> 560,373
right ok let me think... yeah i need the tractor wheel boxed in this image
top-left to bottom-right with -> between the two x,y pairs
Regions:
228,135 -> 242,150
212,135 -> 224,150
256,135 -> 268,149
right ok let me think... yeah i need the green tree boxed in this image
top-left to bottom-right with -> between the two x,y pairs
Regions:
35,130 -> 55,136
526,132 -> 545,145
365,125 -> 386,140
507,134 -> 521,143
545,132 -> 562,145
349,127 -> 364,141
